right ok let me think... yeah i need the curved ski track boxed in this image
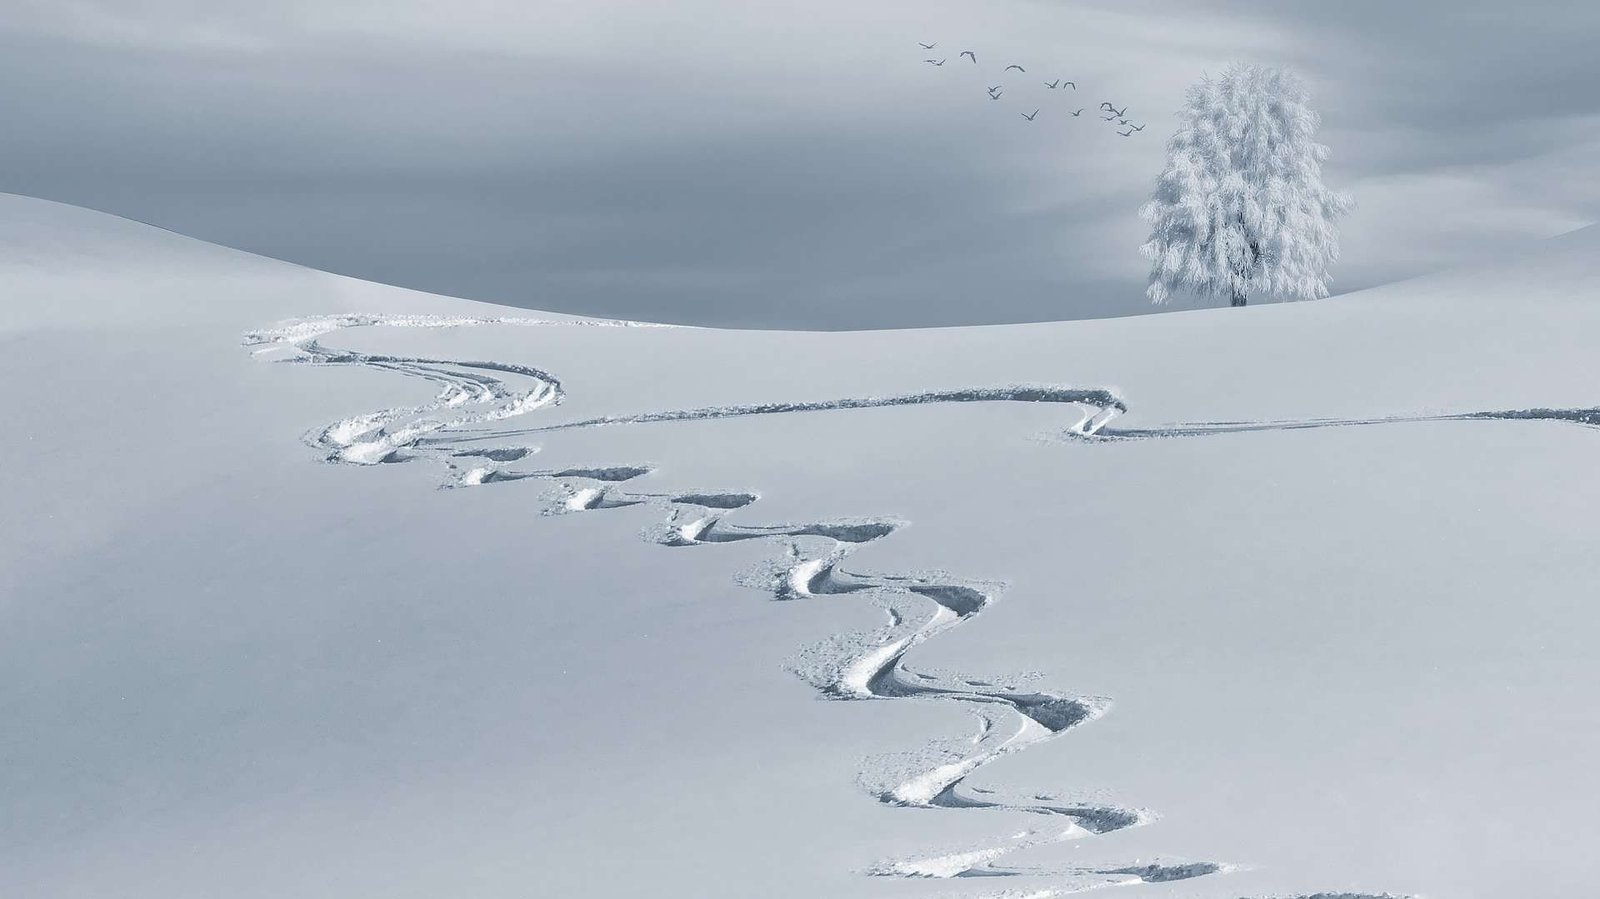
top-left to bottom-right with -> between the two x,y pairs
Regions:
242,313 -> 1524,899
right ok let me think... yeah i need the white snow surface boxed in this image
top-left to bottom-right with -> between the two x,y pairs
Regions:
5,192 -> 1600,899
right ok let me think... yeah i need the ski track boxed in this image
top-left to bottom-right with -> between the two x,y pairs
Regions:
240,312 -> 1571,899
1086,407 -> 1600,441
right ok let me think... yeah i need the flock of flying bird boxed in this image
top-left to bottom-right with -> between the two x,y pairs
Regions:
917,41 -> 1146,136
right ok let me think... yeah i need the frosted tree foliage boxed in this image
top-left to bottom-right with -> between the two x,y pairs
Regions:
1140,64 -> 1353,306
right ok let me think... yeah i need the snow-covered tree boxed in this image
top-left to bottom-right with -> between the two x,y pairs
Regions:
1139,64 -> 1352,307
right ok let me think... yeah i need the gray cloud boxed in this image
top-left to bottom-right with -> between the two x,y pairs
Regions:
2,0 -> 1597,327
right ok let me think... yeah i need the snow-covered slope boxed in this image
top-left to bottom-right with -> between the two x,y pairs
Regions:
5,193 -> 1597,899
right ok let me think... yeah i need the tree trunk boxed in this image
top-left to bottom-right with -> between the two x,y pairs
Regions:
1230,236 -> 1259,307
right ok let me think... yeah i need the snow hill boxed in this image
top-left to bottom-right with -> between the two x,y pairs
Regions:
5,192 -> 1598,899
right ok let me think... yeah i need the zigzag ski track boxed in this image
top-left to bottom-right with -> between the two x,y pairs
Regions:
244,312 -> 1589,898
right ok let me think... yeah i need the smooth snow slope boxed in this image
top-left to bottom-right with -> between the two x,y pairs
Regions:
4,192 -> 1598,899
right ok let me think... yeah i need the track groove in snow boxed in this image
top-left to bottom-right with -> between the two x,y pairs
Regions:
1086,407 -> 1600,441
246,314 -> 1438,897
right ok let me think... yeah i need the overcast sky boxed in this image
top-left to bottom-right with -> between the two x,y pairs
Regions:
3,0 -> 1598,328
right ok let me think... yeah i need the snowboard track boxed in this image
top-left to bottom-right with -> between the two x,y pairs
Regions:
242,313 -> 1506,899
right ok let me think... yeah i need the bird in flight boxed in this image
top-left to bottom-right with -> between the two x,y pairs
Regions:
988,84 -> 1002,93
1118,126 -> 1135,137
1107,104 -> 1129,117
919,41 -> 937,49
960,50 -> 977,63
1022,109 -> 1039,121
924,58 -> 946,65
1063,81 -> 1076,90
1128,123 -> 1146,132
1045,79 -> 1060,89
1005,64 -> 1026,73
989,90 -> 1004,100
1070,108 -> 1084,116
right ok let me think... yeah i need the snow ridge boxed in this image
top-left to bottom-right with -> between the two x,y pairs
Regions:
245,314 -> 1408,898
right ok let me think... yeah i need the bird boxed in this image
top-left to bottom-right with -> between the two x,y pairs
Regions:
1046,79 -> 1060,89
1118,126 -> 1135,137
960,50 -> 977,63
919,41 -> 937,49
1101,112 -> 1119,121
989,90 -> 1004,100
1005,64 -> 1026,72
1022,109 -> 1039,121
1128,123 -> 1146,132
1070,108 -> 1084,116
924,58 -> 946,66
1118,117 -> 1131,125
1108,104 -> 1129,117
988,84 -> 1002,93
1063,81 -> 1076,89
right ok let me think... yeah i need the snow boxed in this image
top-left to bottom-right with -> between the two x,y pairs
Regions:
5,191 -> 1599,899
